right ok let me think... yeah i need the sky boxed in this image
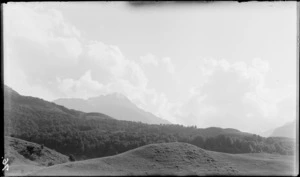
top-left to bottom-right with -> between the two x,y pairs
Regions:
3,1 -> 298,134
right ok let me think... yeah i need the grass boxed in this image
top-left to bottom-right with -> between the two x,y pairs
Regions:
30,142 -> 296,176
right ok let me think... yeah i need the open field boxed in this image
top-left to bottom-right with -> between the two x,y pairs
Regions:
25,142 -> 295,176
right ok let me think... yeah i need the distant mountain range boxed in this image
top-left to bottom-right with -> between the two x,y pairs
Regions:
54,93 -> 170,125
260,120 -> 296,139
271,120 -> 296,138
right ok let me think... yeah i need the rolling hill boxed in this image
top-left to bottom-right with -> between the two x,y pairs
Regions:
54,93 -> 170,124
30,142 -> 296,176
4,136 -> 69,176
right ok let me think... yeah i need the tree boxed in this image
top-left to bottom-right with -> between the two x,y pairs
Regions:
47,162 -> 54,166
191,136 -> 204,148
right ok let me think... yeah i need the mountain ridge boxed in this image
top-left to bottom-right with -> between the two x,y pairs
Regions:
270,120 -> 296,138
54,93 -> 171,125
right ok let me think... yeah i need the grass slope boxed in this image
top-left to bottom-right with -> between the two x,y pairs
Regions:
30,142 -> 295,176
4,136 -> 69,176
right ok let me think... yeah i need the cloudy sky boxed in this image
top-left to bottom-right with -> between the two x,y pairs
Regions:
3,2 -> 297,134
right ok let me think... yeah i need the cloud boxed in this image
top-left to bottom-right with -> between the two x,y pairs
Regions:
162,57 -> 175,74
4,52 -> 57,101
3,4 -> 159,109
140,54 -> 176,74
3,4 -> 177,125
57,70 -> 105,99
4,4 -> 82,60
3,3 -> 83,91
86,41 -> 149,89
140,54 -> 159,66
170,58 -> 296,133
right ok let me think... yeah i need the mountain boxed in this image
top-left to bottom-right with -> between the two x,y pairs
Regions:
4,85 -> 295,161
4,136 -> 69,176
260,128 -> 275,138
4,85 -> 113,120
270,120 -> 296,138
260,120 -> 297,138
30,142 -> 295,176
54,93 -> 171,124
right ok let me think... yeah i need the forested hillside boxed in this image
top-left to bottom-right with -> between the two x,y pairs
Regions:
4,85 -> 295,160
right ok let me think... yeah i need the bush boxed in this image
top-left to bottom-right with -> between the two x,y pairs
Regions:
36,148 -> 42,156
47,162 -> 54,166
27,146 -> 35,155
69,154 -> 75,161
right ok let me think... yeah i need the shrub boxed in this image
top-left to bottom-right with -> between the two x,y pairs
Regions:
47,162 -> 54,166
27,146 -> 35,155
69,154 -> 75,161
36,148 -> 42,156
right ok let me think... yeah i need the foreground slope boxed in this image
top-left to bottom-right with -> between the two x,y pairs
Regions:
54,93 -> 170,124
4,136 -> 69,176
30,142 -> 295,176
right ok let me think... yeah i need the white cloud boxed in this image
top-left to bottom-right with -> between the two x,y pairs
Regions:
4,53 -> 57,101
57,70 -> 105,99
162,57 -> 175,74
171,57 -> 296,133
87,41 -> 127,78
140,54 -> 159,66
4,3 -> 83,66
86,41 -> 149,90
140,54 -> 176,74
47,36 -> 82,59
252,57 -> 270,73
4,3 -> 161,113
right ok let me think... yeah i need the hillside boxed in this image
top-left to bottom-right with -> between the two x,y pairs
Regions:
30,142 -> 295,176
54,93 -> 170,124
4,136 -> 69,176
4,85 -> 295,161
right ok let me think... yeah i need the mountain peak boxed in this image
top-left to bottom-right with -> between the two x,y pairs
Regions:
105,92 -> 128,100
88,92 -> 127,102
54,92 -> 171,125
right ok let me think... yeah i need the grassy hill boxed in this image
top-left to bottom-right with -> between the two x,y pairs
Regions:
4,136 -> 69,176
30,142 -> 295,176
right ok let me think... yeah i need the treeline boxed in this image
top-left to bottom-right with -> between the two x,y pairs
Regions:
5,100 -> 294,160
